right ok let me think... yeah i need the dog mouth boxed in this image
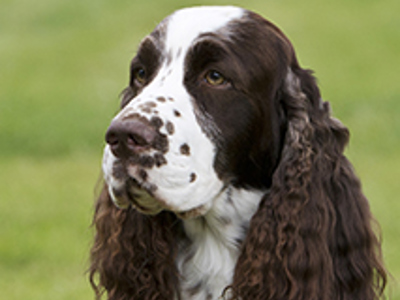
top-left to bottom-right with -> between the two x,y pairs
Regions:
112,177 -> 163,215
110,175 -> 207,219
105,151 -> 213,218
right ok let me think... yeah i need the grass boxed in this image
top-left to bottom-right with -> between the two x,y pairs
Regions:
0,0 -> 399,298
0,155 -> 97,299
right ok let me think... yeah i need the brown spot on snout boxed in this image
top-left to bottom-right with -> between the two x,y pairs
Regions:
153,135 -> 169,153
141,107 -> 152,114
138,102 -> 157,113
156,96 -> 166,102
150,116 -> 164,129
137,155 -> 155,168
154,153 -> 167,167
180,143 -> 191,155
166,121 -> 175,135
147,102 -> 157,108
189,173 -> 197,183
138,169 -> 148,181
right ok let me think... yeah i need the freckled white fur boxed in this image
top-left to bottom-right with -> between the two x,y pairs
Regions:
102,6 -> 266,299
106,6 -> 245,213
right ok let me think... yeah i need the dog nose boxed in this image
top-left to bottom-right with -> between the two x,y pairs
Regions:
105,119 -> 156,158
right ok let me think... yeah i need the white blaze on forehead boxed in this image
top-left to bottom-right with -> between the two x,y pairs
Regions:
165,6 -> 244,54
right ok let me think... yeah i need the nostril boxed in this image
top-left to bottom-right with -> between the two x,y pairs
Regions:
105,131 -> 119,146
127,133 -> 148,148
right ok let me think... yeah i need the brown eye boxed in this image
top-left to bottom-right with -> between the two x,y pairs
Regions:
134,68 -> 146,84
205,70 -> 227,86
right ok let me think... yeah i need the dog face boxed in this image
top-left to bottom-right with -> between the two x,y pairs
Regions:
102,6 -> 289,218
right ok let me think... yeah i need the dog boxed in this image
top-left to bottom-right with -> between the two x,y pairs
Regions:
90,6 -> 387,300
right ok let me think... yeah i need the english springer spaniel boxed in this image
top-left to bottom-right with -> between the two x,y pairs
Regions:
90,6 -> 386,300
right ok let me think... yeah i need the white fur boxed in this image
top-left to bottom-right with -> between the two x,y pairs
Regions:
178,188 -> 265,299
165,6 -> 243,56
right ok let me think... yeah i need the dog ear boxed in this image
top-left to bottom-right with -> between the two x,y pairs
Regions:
89,184 -> 180,300
231,63 -> 386,300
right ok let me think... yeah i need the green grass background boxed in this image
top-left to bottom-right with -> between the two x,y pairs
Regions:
0,0 -> 399,298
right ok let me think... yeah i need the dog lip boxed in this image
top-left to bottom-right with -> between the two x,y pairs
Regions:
126,177 -> 141,190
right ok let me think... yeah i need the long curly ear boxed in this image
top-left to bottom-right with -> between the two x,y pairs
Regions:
231,63 -> 386,300
89,184 -> 181,300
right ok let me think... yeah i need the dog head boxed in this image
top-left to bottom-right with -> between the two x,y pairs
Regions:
102,6 -> 297,218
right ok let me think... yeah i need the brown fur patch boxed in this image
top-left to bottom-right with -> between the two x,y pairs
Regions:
138,169 -> 148,181
180,144 -> 191,156
153,135 -> 169,153
166,121 -> 175,135
150,116 -> 164,129
154,153 -> 167,167
156,96 -> 166,102
189,173 -> 197,183
138,155 -> 155,168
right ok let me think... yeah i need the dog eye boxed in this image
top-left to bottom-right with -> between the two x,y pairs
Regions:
204,70 -> 227,86
133,67 -> 146,84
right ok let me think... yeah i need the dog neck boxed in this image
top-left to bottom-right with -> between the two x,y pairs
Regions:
177,186 -> 265,300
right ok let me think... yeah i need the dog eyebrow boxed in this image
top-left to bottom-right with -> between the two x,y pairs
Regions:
132,37 -> 159,66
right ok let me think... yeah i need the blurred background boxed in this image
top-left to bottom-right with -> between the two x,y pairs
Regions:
0,0 -> 399,299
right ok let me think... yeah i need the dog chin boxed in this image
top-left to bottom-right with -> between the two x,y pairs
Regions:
109,178 -> 210,219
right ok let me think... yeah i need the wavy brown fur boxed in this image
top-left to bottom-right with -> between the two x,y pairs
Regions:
229,58 -> 387,299
89,187 -> 181,299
